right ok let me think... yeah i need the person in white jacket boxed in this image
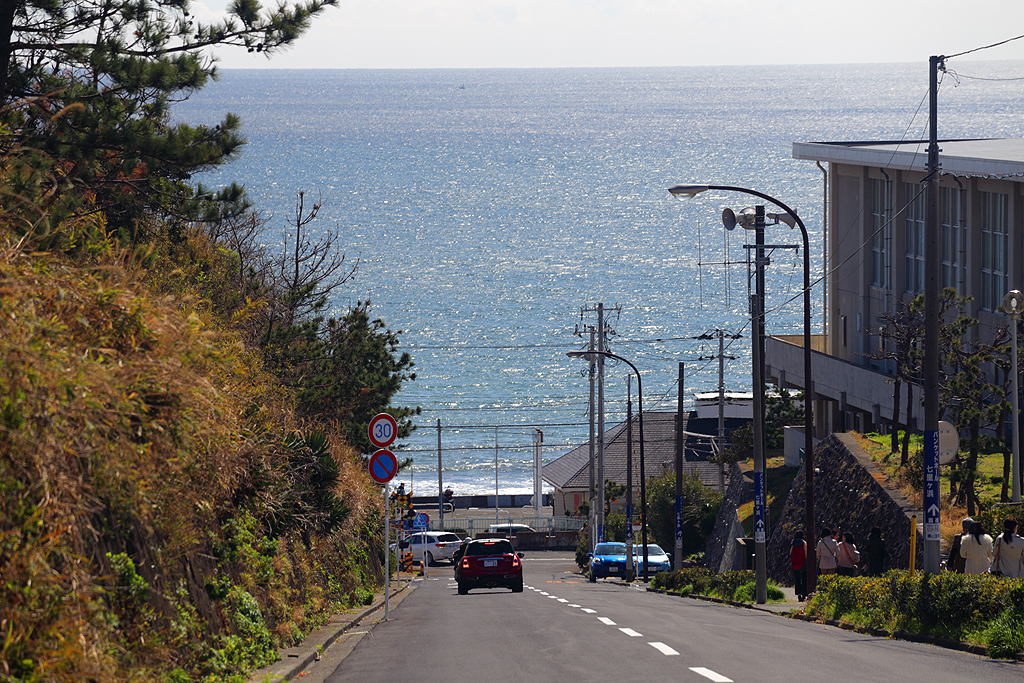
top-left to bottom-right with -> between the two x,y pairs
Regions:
959,521 -> 994,575
992,518 -> 1024,578
816,528 -> 839,575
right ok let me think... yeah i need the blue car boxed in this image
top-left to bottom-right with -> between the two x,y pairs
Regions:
633,543 -> 672,576
588,542 -> 628,582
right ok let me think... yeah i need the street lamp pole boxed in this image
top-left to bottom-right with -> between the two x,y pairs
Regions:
1004,290 -> 1024,504
568,349 -> 649,580
669,183 -> 816,594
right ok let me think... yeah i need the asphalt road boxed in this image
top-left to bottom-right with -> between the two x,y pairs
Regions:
320,551 -> 1022,683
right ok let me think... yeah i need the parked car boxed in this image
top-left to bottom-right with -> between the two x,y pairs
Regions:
457,539 -> 524,594
394,532 -> 463,564
487,523 -> 536,537
588,542 -> 628,582
632,543 -> 672,575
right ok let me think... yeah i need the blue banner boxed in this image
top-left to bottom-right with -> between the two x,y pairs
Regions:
754,471 -> 766,543
924,429 -> 940,541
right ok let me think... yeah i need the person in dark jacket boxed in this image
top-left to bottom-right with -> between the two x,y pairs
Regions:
791,531 -> 808,601
946,517 -> 972,573
865,526 -> 887,576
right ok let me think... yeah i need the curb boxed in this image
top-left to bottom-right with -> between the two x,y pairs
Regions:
248,580 -> 413,683
644,585 -> 1024,662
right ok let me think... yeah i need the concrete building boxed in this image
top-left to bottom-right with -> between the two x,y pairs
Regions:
766,138 -> 1024,436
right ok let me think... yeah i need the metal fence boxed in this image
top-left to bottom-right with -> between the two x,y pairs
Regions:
429,515 -> 584,535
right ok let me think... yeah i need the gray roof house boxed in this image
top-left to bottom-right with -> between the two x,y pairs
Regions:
542,411 -> 743,518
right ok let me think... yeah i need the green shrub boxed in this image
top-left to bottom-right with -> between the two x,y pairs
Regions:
984,609 -> 1024,659
808,570 -> 1024,658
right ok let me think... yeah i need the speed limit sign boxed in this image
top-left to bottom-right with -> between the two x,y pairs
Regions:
368,413 -> 398,449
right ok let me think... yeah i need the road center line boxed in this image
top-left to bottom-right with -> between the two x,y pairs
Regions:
619,628 -> 642,637
568,604 -> 580,607
597,617 -> 616,625
581,608 -> 596,614
689,667 -> 733,682
648,642 -> 679,656
557,598 -> 568,603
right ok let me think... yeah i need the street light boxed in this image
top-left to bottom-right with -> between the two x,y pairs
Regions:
1003,289 -> 1024,504
568,349 -> 651,581
669,183 -> 815,599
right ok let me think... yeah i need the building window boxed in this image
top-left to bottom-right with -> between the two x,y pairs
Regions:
940,186 -> 964,293
904,182 -> 925,294
872,179 -> 891,288
981,191 -> 1008,311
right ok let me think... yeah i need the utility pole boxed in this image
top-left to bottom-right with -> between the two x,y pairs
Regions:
588,327 -> 596,552
674,362 -> 684,571
627,375 -> 635,581
697,330 -> 740,492
922,55 -> 944,573
437,419 -> 443,524
752,206 -> 768,604
598,303 -> 606,544
580,303 -> 621,546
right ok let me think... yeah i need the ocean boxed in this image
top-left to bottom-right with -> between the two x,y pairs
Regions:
173,61 -> 1024,495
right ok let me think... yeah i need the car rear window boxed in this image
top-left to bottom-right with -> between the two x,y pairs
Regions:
466,541 -> 514,556
437,533 -> 461,543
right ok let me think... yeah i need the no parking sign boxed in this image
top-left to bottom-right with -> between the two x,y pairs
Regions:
368,449 -> 398,484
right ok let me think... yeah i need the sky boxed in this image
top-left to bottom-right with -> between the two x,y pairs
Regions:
191,0 -> 1024,69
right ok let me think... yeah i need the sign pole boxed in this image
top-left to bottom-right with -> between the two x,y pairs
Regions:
384,482 -> 390,621
368,414 -> 399,621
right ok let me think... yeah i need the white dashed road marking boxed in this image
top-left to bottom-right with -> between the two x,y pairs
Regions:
649,642 -> 679,656
597,617 -> 616,626
619,628 -> 643,637
581,608 -> 597,614
568,603 -> 580,607
689,667 -> 732,682
557,598 -> 568,603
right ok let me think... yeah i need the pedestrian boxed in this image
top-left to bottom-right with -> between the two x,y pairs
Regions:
945,517 -> 972,573
959,521 -> 994,575
816,528 -> 839,575
865,526 -> 886,576
991,518 -> 1024,578
836,532 -> 861,576
791,531 -> 809,601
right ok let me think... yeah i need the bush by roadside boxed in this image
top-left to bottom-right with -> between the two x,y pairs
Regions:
807,571 -> 1024,659
652,568 -> 785,602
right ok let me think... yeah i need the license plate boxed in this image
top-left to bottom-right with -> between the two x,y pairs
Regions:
484,559 -> 497,567
608,566 -> 618,573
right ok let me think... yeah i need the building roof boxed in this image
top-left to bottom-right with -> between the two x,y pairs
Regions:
542,411 -> 748,492
793,138 -> 1024,180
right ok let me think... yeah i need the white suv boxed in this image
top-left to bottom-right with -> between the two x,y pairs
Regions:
397,532 -> 463,564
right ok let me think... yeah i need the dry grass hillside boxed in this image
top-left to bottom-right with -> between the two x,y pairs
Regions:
0,242 -> 384,681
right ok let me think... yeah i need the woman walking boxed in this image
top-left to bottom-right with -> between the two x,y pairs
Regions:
816,528 -> 839,575
836,532 -> 861,577
959,521 -> 994,575
992,519 -> 1024,578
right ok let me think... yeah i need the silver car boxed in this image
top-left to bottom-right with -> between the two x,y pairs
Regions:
397,532 -> 463,564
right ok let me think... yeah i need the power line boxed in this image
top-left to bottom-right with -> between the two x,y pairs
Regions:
945,33 -> 1024,60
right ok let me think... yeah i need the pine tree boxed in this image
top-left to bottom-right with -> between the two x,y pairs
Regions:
0,0 -> 336,245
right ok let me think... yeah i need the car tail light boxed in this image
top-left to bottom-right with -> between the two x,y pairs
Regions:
461,558 -> 469,569
511,554 -> 521,568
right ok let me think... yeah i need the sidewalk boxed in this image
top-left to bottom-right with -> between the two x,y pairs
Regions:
247,576 -> 418,683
